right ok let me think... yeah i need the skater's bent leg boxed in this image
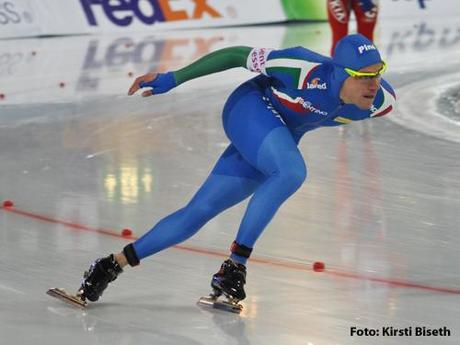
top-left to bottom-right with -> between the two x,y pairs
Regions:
132,145 -> 262,261
208,128 -> 305,301
223,92 -> 307,265
231,127 -> 306,264
200,85 -> 305,301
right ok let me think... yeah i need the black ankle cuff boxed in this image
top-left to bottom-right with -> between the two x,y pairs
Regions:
123,243 -> 140,266
230,241 -> 253,259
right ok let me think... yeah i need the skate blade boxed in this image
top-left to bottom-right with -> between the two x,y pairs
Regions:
197,296 -> 243,314
46,288 -> 87,308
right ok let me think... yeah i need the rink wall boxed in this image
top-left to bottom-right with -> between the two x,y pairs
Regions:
0,0 -> 290,39
3,0 -> 459,39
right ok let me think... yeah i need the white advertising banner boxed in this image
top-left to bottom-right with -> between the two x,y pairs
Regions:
78,0 -> 285,32
0,25 -> 288,105
1,0 -> 285,39
30,0 -> 90,36
379,0 -> 460,19
0,0 -> 40,38
2,1 -> 460,39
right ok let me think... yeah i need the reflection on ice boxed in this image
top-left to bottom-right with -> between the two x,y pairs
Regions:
1,14 -> 460,345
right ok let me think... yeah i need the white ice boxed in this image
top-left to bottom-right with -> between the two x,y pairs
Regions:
1,15 -> 460,345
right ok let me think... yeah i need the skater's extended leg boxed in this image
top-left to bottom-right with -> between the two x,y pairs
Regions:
80,146 -> 262,302
130,144 -> 264,261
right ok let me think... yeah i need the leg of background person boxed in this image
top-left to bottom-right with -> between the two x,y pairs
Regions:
352,0 -> 378,41
328,0 -> 351,55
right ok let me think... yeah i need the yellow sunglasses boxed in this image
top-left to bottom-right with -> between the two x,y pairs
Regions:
344,61 -> 387,79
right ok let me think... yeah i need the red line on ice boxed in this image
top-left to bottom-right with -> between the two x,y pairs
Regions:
3,205 -> 460,295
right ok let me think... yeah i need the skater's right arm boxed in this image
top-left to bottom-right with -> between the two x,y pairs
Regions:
128,46 -> 252,97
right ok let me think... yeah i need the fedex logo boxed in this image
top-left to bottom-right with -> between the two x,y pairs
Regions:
358,44 -> 376,54
80,0 -> 221,27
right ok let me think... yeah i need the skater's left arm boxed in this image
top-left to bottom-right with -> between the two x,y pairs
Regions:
128,46 -> 252,97
128,45 -> 329,96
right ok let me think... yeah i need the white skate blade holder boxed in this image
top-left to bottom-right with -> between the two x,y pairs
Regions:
46,288 -> 87,308
197,295 -> 243,314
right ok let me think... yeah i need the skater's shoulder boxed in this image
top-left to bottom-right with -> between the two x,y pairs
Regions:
267,46 -> 330,65
263,47 -> 330,85
380,78 -> 396,100
369,80 -> 397,118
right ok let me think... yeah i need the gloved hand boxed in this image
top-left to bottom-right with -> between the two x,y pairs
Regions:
128,71 -> 177,97
359,0 -> 376,12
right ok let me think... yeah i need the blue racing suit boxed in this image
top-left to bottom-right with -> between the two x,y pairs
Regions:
132,36 -> 396,265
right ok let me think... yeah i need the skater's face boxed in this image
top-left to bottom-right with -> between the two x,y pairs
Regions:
340,62 -> 384,110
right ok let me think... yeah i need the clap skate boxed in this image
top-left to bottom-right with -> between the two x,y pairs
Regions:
46,287 -> 87,308
197,259 -> 246,314
47,254 -> 122,308
198,288 -> 243,313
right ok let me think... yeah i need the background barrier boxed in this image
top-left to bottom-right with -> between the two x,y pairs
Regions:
3,0 -> 458,40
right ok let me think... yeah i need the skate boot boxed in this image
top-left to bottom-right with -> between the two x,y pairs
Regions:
78,254 -> 123,302
47,244 -> 139,308
198,259 -> 247,313
211,259 -> 247,301
197,241 -> 251,313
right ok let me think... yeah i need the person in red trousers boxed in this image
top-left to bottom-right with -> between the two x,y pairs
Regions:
327,0 -> 378,55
